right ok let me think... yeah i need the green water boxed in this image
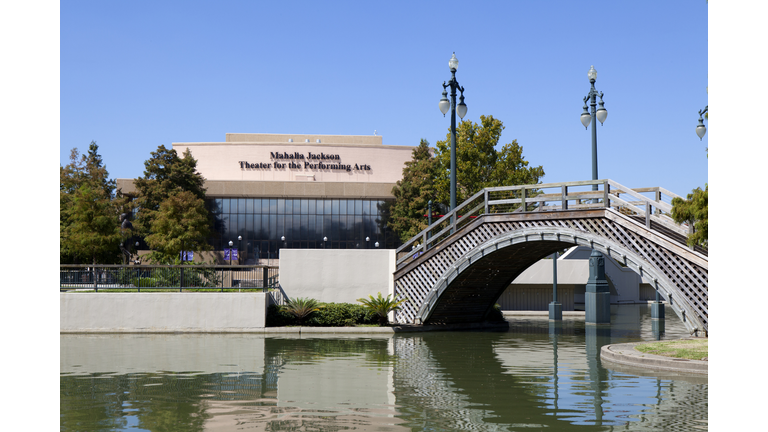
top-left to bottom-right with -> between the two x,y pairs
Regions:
61,304 -> 707,431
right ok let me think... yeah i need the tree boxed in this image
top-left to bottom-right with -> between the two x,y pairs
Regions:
671,184 -> 708,249
434,115 -> 545,205
144,190 -> 213,263
63,185 -> 122,265
60,141 -> 123,264
133,145 -> 207,237
388,139 -> 438,242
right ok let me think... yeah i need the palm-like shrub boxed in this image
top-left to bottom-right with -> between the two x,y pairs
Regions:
283,297 -> 321,325
357,292 -> 408,325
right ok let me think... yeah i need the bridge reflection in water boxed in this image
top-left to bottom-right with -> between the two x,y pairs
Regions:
60,306 -> 707,431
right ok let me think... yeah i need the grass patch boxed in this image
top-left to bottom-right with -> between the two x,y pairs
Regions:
635,339 -> 708,360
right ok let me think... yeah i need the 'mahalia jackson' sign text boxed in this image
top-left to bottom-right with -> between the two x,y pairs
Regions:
239,150 -> 371,172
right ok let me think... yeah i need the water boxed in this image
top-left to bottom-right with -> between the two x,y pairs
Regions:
61,304 -> 707,431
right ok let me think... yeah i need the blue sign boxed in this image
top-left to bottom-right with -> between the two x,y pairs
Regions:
180,251 -> 194,261
224,249 -> 238,261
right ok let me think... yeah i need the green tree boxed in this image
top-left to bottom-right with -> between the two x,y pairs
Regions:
434,115 -> 545,205
133,145 -> 207,237
671,184 -> 708,249
144,190 -> 213,263
388,139 -> 437,242
60,141 -> 122,264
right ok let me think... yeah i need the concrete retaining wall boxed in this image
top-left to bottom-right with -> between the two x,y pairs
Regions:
279,249 -> 395,303
60,292 -> 268,332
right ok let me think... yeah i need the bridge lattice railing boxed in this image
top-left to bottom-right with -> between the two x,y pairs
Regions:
396,179 -> 691,268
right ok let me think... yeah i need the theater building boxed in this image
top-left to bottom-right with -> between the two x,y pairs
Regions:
117,133 -> 417,263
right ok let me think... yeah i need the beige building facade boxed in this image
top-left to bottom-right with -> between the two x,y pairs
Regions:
118,133 -> 418,260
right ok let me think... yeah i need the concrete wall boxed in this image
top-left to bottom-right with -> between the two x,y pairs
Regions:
279,249 -> 395,304
60,293 -> 268,332
498,246 -> 649,310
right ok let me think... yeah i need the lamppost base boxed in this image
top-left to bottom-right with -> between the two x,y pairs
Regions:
549,302 -> 562,321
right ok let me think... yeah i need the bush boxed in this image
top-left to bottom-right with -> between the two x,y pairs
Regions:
305,303 -> 377,327
266,304 -> 297,327
266,302 -> 378,327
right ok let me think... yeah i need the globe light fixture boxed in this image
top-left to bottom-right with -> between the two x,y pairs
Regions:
696,106 -> 708,140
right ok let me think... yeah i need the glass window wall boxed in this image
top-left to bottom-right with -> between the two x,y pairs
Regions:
207,198 -> 399,262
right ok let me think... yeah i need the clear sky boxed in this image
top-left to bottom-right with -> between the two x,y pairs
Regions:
60,0 -> 709,198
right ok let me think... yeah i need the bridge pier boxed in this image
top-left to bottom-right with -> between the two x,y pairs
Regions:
585,250 -> 611,324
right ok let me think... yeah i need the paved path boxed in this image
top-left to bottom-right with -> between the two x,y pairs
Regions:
601,339 -> 708,375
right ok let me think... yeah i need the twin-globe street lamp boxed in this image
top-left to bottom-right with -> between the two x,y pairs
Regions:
580,65 -> 610,324
439,53 -> 468,211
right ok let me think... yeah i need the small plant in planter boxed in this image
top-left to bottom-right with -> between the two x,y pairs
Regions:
283,297 -> 321,325
357,292 -> 408,326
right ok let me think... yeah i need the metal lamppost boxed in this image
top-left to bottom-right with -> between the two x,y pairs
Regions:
580,65 -> 610,324
237,235 -> 242,265
228,240 -> 233,265
439,53 -> 468,211
696,106 -> 708,140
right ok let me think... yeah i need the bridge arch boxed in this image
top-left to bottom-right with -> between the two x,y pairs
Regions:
410,224 -> 704,333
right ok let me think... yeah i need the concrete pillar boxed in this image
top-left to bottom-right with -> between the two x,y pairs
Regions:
585,249 -> 610,324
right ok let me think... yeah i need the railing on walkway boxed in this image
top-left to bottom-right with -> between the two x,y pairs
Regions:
396,179 -> 690,266
60,264 -> 279,292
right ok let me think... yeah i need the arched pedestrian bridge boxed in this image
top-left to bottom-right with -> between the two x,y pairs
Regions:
393,179 -> 708,335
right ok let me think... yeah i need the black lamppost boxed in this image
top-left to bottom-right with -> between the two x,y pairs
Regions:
580,65 -> 610,324
228,240 -> 233,265
237,235 -> 242,265
439,53 -> 468,211
696,106 -> 708,140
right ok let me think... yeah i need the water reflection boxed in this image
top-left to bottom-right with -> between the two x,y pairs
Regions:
61,305 -> 707,431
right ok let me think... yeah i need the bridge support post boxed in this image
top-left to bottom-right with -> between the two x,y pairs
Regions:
585,249 -> 610,324
549,252 -> 562,320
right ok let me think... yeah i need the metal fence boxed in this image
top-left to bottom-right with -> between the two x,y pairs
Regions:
60,264 -> 279,292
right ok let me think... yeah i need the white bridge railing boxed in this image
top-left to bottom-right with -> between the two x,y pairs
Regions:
396,179 -> 691,267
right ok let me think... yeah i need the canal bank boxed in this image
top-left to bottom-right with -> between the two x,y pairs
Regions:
601,339 -> 708,375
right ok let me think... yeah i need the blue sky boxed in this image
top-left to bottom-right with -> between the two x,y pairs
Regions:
60,1 -> 709,198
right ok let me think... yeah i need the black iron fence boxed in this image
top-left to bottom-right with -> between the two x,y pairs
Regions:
60,264 -> 279,292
